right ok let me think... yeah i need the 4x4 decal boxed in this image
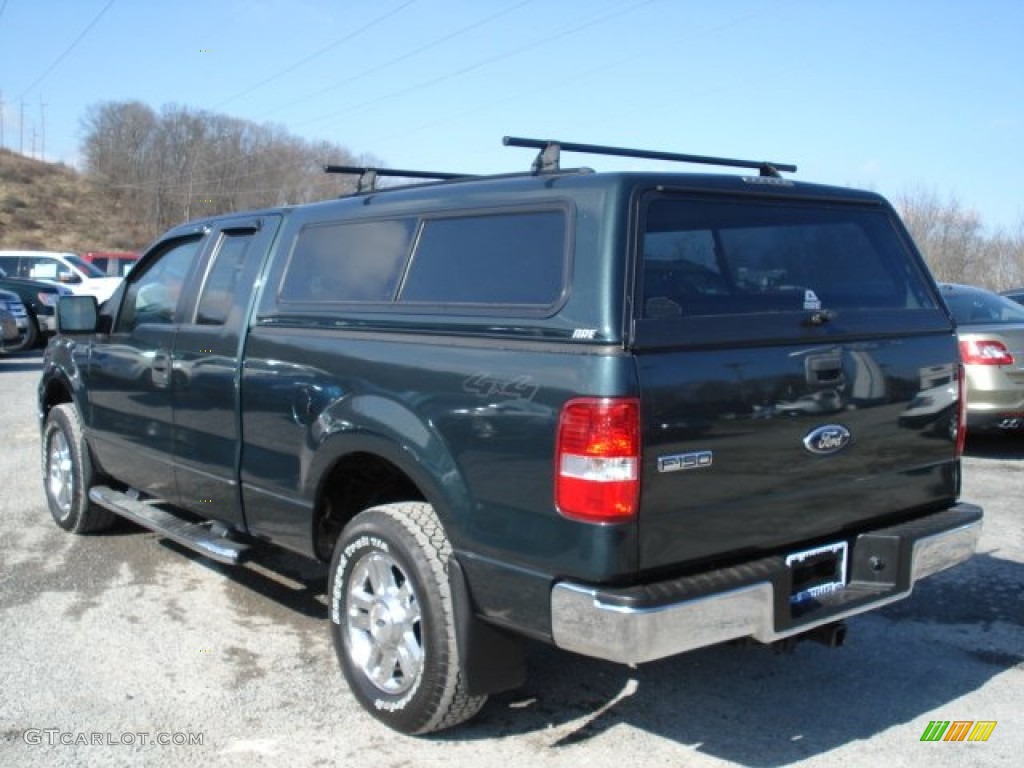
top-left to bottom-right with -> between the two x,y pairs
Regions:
462,373 -> 538,402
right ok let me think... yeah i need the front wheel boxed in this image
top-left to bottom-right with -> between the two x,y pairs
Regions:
328,502 -> 486,734
6,315 -> 38,353
42,404 -> 116,533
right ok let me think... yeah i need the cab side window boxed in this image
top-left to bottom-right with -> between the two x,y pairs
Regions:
117,238 -> 202,332
195,232 -> 256,325
279,218 -> 415,304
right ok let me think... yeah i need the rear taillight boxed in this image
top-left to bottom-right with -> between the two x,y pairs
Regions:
555,398 -> 640,523
959,339 -> 1013,366
955,363 -> 967,459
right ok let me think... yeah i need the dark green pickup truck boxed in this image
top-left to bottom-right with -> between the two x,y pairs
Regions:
39,138 -> 982,734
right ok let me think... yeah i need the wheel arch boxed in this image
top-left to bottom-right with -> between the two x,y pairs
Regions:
307,432 -> 470,563
38,368 -> 76,421
39,365 -> 111,482
38,334 -> 90,419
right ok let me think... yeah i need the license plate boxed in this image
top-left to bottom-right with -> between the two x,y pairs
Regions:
786,541 -> 848,604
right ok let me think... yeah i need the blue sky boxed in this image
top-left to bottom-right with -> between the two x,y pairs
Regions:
1,0 -> 1022,231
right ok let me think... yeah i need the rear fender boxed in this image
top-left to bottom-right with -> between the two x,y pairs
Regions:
304,393 -> 473,544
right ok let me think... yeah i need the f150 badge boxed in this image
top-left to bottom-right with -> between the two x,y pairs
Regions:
657,450 -> 713,473
803,424 -> 851,455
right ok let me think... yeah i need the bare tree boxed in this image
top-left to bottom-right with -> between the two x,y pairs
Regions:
81,101 -> 158,206
895,189 -> 1024,291
894,189 -> 980,286
80,101 -> 361,239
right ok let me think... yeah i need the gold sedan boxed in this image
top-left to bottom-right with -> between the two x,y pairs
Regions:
942,283 -> 1024,431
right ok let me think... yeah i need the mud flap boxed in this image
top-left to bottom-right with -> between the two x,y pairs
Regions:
448,558 -> 527,696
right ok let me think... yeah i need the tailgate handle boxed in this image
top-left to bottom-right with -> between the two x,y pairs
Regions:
806,352 -> 844,388
151,351 -> 172,389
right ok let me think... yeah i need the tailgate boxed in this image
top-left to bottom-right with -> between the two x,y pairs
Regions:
636,335 -> 959,571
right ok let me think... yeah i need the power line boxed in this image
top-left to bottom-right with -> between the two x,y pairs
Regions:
252,0 -> 536,121
295,0 -> 658,131
374,0 -> 801,149
95,149 -> 342,194
214,0 -> 417,110
75,0 -> 791,198
18,0 -> 116,100
84,0 -> 656,195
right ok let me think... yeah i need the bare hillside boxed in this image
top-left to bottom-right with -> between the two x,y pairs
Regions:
0,148 -> 154,253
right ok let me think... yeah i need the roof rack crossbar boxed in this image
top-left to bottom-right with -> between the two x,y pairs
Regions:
324,165 -> 474,193
502,136 -> 796,178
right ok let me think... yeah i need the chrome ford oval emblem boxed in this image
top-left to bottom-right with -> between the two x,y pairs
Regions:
803,424 -> 851,455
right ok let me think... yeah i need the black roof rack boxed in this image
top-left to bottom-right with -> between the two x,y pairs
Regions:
324,165 -> 475,193
502,136 -> 797,178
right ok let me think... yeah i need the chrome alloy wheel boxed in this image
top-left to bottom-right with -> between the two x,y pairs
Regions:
47,429 -> 74,520
345,550 -> 423,695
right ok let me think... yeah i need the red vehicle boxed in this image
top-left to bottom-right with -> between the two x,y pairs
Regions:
81,251 -> 139,277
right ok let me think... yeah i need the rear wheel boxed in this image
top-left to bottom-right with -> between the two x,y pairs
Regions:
329,502 -> 486,734
42,404 -> 116,533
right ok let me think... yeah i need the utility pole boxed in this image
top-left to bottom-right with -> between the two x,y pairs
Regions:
0,89 -> 5,148
20,100 -> 25,154
39,96 -> 47,161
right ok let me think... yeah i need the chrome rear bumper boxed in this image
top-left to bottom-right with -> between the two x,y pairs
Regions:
551,503 -> 982,665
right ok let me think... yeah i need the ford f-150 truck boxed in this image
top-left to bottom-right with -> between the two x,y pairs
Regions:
39,138 -> 982,735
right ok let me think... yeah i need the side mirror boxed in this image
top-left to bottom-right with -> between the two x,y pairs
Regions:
57,295 -> 99,333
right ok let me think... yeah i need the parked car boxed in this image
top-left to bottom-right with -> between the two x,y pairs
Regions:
941,282 -> 1024,430
0,267 -> 73,349
0,288 -> 31,351
81,251 -> 139,277
0,250 -> 121,303
1000,288 -> 1024,306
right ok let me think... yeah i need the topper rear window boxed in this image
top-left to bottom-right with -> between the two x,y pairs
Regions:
640,195 -> 936,319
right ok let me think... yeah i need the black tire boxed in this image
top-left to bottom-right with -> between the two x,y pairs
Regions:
329,502 -> 486,734
6,315 -> 38,353
41,404 -> 116,533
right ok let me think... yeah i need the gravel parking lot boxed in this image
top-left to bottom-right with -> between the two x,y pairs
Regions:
1,348 -> 1021,767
